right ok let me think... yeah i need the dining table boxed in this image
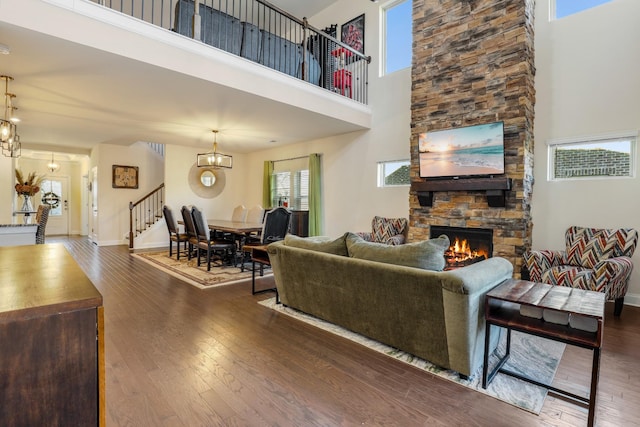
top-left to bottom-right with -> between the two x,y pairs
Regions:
205,220 -> 263,235
178,219 -> 263,235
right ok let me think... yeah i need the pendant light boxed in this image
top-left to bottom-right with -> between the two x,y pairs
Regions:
48,152 -> 60,173
197,130 -> 233,168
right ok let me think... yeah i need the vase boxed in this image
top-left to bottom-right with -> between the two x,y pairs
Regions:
21,195 -> 34,213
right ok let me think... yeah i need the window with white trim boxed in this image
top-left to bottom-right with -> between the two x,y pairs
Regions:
383,0 -> 412,75
271,158 -> 309,209
552,0 -> 612,20
548,134 -> 636,180
378,160 -> 410,187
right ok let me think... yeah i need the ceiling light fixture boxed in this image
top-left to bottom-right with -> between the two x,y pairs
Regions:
197,130 -> 233,169
48,152 -> 60,173
1,75 -> 20,158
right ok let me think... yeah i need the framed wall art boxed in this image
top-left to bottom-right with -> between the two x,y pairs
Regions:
341,14 -> 365,54
112,165 -> 139,189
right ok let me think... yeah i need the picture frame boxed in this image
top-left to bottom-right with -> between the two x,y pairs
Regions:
341,14 -> 365,54
112,165 -> 139,189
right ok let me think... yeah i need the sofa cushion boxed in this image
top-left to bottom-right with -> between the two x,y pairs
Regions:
284,233 -> 349,256
346,233 -> 449,271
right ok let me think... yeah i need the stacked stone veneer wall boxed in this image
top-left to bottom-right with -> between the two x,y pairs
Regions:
409,0 -> 536,276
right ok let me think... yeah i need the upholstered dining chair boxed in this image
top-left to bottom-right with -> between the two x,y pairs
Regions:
357,216 -> 408,245
241,207 -> 292,271
524,226 -> 638,316
162,205 -> 189,260
231,205 -> 247,222
245,205 -> 265,224
180,205 -> 200,260
35,205 -> 51,244
191,206 -> 237,271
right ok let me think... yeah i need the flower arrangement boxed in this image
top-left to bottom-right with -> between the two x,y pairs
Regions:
15,169 -> 44,197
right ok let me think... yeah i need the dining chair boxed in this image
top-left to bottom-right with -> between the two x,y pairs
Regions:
163,205 -> 189,259
180,205 -> 200,260
246,205 -> 266,224
191,206 -> 237,271
241,207 -> 292,271
35,205 -> 51,244
231,205 -> 247,222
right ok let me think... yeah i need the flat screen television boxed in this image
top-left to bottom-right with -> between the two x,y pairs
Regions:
418,121 -> 505,179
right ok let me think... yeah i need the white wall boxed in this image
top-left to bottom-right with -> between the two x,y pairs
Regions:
93,142 -> 165,245
534,0 -> 640,305
0,156 -> 16,224
164,144 -> 248,220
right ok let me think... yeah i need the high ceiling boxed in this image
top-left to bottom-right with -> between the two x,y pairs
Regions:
0,0 -> 361,161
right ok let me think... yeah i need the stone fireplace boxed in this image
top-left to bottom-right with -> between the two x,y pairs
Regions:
431,226 -> 493,270
408,0 -> 536,277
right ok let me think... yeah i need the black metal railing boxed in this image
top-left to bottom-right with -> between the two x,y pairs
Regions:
129,183 -> 165,249
92,0 -> 370,104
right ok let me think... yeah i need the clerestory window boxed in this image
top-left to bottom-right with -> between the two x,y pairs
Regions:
552,0 -> 613,20
548,133 -> 636,180
382,0 -> 413,75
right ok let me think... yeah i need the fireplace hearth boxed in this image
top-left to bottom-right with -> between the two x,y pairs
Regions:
430,226 -> 493,270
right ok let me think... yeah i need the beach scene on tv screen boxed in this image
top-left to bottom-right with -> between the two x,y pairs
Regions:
419,122 -> 505,178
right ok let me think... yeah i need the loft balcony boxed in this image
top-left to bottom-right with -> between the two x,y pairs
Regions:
93,0 -> 370,104
0,0 -> 371,153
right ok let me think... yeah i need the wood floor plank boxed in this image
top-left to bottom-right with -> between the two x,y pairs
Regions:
54,237 -> 640,426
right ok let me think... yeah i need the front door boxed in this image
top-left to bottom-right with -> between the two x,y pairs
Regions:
40,178 -> 69,236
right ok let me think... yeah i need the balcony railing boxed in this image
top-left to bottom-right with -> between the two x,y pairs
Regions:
93,0 -> 370,104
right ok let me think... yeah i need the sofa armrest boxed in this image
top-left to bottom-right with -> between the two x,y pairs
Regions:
523,250 -> 565,282
593,256 -> 634,299
439,257 -> 513,376
440,257 -> 514,295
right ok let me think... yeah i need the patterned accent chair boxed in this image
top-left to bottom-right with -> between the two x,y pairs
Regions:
357,216 -> 408,246
524,226 -> 638,316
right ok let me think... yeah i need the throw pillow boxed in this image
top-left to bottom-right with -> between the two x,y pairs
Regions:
284,233 -> 349,256
345,232 -> 449,271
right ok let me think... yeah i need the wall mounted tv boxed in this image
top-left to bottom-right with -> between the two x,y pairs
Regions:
418,121 -> 505,179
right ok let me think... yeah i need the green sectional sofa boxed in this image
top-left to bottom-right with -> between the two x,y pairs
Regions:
267,233 -> 514,378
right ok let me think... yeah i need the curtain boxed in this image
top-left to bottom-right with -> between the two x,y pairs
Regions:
262,160 -> 273,208
308,153 -> 323,236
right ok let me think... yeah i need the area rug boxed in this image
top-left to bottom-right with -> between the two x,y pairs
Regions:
132,251 -> 270,289
259,297 -> 565,415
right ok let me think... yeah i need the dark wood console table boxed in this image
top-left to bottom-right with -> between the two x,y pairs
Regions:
482,279 -> 604,427
0,244 -> 105,426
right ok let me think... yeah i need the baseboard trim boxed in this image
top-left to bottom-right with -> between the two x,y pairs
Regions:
624,292 -> 640,308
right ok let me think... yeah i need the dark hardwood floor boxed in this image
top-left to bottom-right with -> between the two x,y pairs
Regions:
55,237 -> 640,426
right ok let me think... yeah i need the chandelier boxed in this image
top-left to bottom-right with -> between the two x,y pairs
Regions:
197,130 -> 233,168
1,75 -> 20,158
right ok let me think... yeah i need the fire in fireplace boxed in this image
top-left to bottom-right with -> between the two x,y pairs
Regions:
430,226 -> 493,270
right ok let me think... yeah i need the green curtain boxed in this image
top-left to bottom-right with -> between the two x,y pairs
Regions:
262,160 -> 273,208
308,153 -> 323,236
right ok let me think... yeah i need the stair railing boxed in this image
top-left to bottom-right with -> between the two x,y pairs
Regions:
129,183 -> 165,249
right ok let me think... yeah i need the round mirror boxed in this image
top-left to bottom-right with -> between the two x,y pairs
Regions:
200,170 -> 216,187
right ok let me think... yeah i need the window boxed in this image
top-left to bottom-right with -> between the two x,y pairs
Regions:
383,0 -> 412,75
548,134 -> 636,180
378,160 -> 410,187
271,158 -> 309,209
553,0 -> 612,19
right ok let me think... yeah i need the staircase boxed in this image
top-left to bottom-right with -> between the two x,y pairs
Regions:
129,183 -> 165,249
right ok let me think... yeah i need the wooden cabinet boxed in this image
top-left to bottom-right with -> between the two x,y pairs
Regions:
0,244 -> 104,426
